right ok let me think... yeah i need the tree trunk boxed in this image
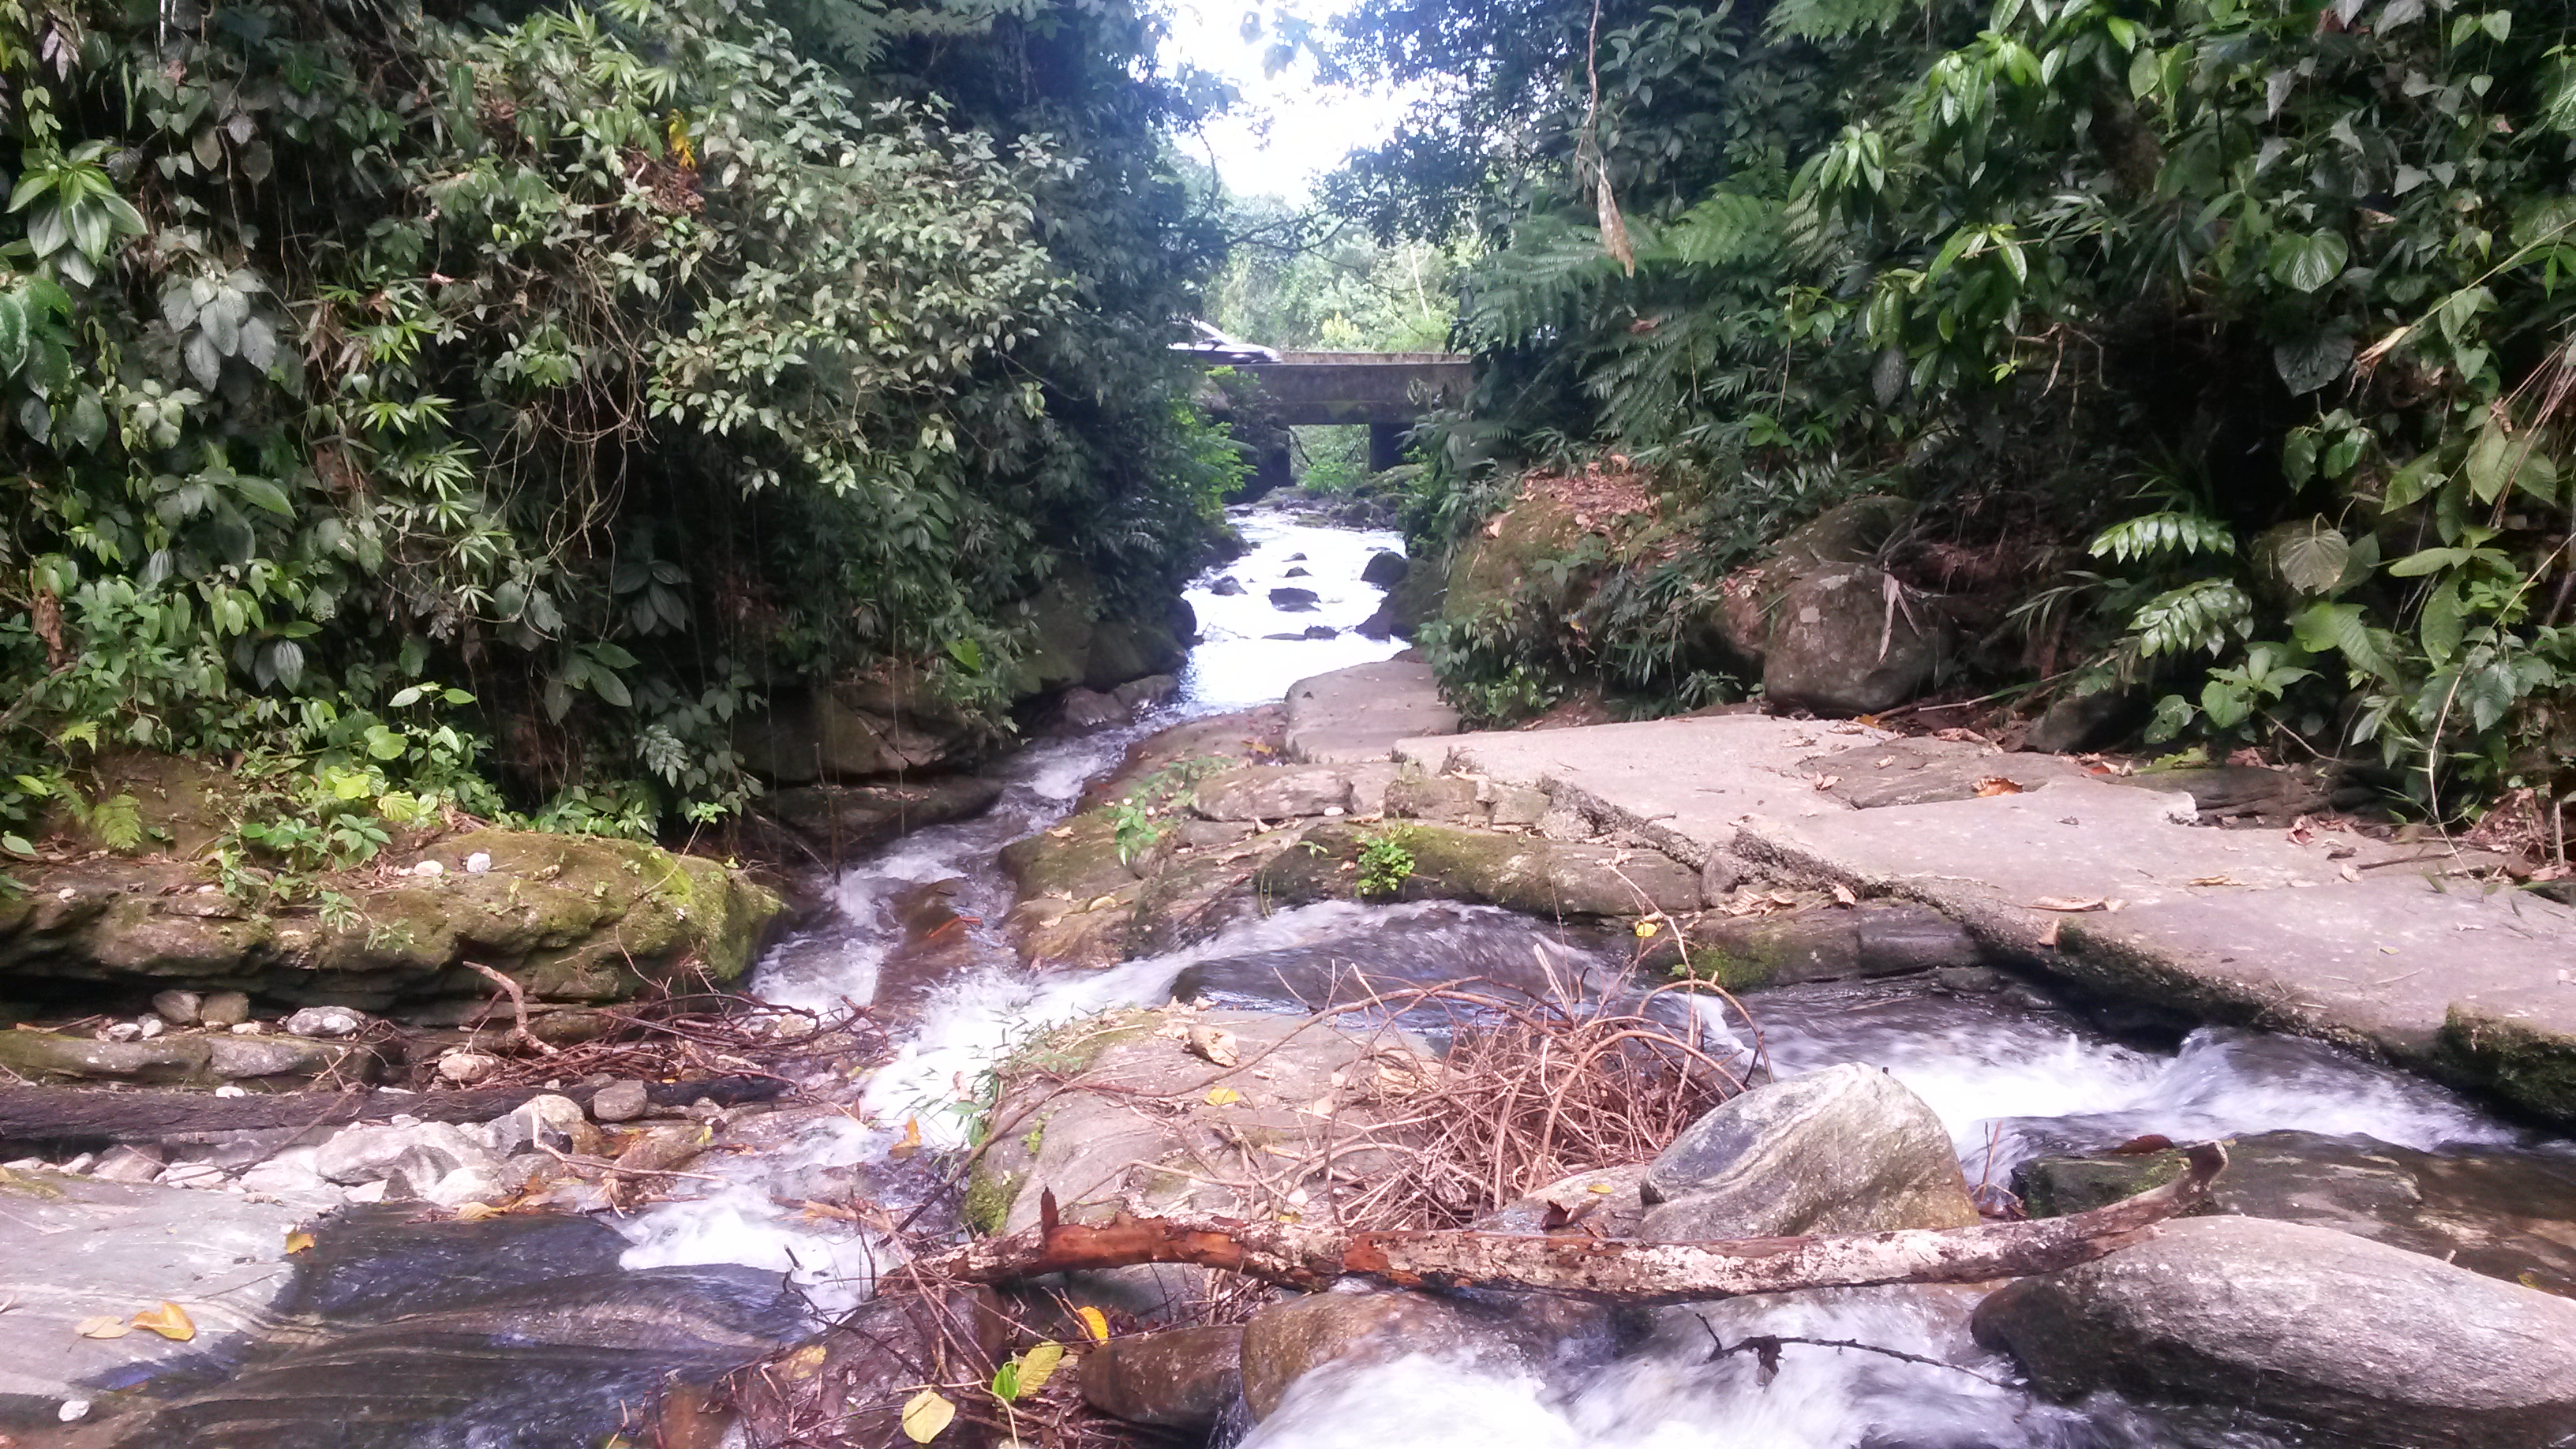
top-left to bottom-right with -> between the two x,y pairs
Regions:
923,1143 -> 2225,1305
0,1075 -> 782,1146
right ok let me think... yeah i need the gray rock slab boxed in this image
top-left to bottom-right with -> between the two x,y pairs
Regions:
1638,1062 -> 1980,1240
1284,659 -> 1461,764
1398,715 -> 1891,863
2057,880 -> 2576,1114
1971,1215 -> 2576,1448
0,1171 -> 304,1423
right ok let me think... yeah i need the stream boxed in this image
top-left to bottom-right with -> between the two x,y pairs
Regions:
621,504 -> 2563,1449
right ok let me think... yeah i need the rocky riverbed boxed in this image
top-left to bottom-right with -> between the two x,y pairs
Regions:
6,503 -> 2576,1449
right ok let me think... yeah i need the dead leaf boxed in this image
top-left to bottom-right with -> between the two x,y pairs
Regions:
1808,773 -> 1841,792
1973,776 -> 2025,797
2027,896 -> 2108,912
889,1117 -> 923,1162
2188,875 -> 2239,888
1185,1023 -> 1239,1068
1933,728 -> 1984,743
2339,863 -> 2362,882
283,1230 -> 315,1255
1830,883 -> 1857,906
1076,1305 -> 1111,1343
73,1316 -> 131,1340
1203,1085 -> 1243,1106
1084,894 -> 1120,912
900,1388 -> 955,1443
451,1202 -> 502,1223
783,1342 -> 829,1380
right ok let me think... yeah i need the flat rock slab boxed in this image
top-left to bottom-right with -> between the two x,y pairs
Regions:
0,1170 -> 306,1426
1400,716 -> 1897,859
1284,660 -> 1460,764
2058,882 -> 2576,1118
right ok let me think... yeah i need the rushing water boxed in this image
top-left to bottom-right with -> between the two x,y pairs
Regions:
616,504 -> 2558,1448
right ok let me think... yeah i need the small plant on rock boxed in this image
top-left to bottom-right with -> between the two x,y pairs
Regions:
1355,826 -> 1417,899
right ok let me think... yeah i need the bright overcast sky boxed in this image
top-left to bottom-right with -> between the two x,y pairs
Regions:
1158,1 -> 1416,200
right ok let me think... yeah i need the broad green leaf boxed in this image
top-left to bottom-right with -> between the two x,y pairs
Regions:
589,670 -> 632,708
2271,520 -> 2349,594
2387,546 -> 2474,577
2420,579 -> 2466,664
2268,231 -> 2349,294
2463,424 -> 2520,504
2272,331 -> 2352,395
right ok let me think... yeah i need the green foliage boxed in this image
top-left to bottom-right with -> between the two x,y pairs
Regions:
1107,755 -> 1226,863
1335,0 -> 2576,820
1354,825 -> 1417,898
0,0 -> 1229,839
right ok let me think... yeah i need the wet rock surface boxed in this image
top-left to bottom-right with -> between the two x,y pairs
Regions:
1256,819 -> 1702,918
1079,1324 -> 1245,1429
1972,1215 -> 2576,1449
2015,1129 -> 2576,1296
1639,1062 -> 1982,1239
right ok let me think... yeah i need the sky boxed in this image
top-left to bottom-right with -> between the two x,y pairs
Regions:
1157,0 -> 1416,200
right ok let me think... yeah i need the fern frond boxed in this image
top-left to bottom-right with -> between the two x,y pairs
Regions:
2088,511 -> 2237,565
1765,0 -> 1912,41
2129,578 -> 2252,657
1666,192 -> 1783,268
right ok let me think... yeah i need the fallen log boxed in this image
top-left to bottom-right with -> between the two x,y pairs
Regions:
923,1141 -> 2226,1305
0,1075 -> 784,1146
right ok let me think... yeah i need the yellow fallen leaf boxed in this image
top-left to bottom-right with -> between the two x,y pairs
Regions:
74,1316 -> 132,1340
1085,894 -> 1120,912
1203,1086 -> 1243,1106
784,1342 -> 829,1380
1076,1305 -> 1110,1343
1631,920 -> 1658,938
1587,1182 -> 1616,1194
130,1301 -> 195,1342
451,1201 -> 502,1222
901,1388 -> 956,1443
1017,1340 -> 1065,1394
284,1230 -> 316,1255
1974,776 -> 2026,797
889,1117 -> 923,1162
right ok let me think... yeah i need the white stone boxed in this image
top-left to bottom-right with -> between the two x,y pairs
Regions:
213,1084 -> 248,1098
413,859 -> 444,878
436,1051 -> 501,1085
102,1022 -> 141,1042
231,1020 -> 264,1035
59,1398 -> 91,1422
422,1165 -> 507,1208
465,851 -> 492,875
284,1005 -> 364,1039
134,1014 -> 166,1039
150,990 -> 203,1024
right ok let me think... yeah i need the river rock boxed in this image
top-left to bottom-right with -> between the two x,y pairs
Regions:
1761,566 -> 1945,717
1211,575 -> 1244,594
207,1033 -> 368,1081
1080,1324 -> 1244,1430
2013,1129 -> 2576,1296
285,1005 -> 365,1039
2024,686 -> 2149,754
1113,674 -> 1178,714
732,668 -> 994,783
1639,1063 -> 1981,1239
314,1119 -> 494,1195
1658,903 -> 1982,989
1971,1216 -> 2576,1447
149,989 -> 201,1024
489,1094 -> 603,1157
1256,820 -> 1702,918
1269,586 -> 1320,611
199,990 -> 251,1026
1190,764 -> 1354,820
1361,550 -> 1410,586
590,1079 -> 652,1123
762,775 -> 1003,856
88,1144 -> 167,1184
0,827 -> 781,1013
80,1207 -> 803,1449
1057,687 -> 1129,731
1284,565 -> 1310,577
1239,1293 -> 1495,1421
0,1171 -> 309,1428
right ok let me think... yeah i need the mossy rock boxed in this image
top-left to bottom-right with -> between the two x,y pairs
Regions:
2443,1006 -> 2576,1124
1253,822 -> 1700,918
0,829 -> 781,1013
998,811 -> 1140,904
1441,491 -> 1593,627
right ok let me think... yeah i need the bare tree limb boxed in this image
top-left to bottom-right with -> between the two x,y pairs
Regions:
920,1142 -> 2226,1305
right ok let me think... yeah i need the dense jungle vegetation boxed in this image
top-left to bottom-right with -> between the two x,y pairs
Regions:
0,0 -> 1239,863
1323,0 -> 2576,822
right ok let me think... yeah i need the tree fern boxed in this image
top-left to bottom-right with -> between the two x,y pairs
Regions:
2087,511 -> 2237,565
1666,192 -> 1782,268
2129,578 -> 2253,658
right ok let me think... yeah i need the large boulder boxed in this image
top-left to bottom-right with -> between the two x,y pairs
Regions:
1237,1294 -> 1494,1421
1638,1062 -> 1981,1240
1971,1216 -> 2576,1448
1683,495 -> 1930,701
733,670 -> 993,784
0,829 -> 781,1013
2013,1129 -> 2576,1297
1360,550 -> 1410,586
1761,565 -> 1945,717
762,776 -> 1002,855
1190,764 -> 1356,821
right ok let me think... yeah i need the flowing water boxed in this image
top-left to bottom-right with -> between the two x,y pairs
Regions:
617,505 -> 2563,1448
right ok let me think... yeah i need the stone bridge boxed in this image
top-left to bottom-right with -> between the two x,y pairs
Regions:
1192,346 -> 1477,480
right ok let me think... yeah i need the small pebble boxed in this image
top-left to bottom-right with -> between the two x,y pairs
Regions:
103,1022 -> 142,1043
465,851 -> 492,875
436,1051 -> 501,1085
590,1079 -> 651,1123
197,883 -> 220,894
151,989 -> 203,1024
134,1014 -> 166,1039
231,1021 -> 264,1035
55,886 -> 75,901
285,1006 -> 365,1039
213,1084 -> 248,1098
59,1398 -> 92,1422
412,859 -> 444,878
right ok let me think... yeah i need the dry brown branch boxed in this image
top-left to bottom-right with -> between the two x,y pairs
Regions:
923,1141 -> 2225,1305
462,960 -> 560,1055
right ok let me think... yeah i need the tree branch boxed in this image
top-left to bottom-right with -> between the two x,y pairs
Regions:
920,1143 -> 2226,1305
